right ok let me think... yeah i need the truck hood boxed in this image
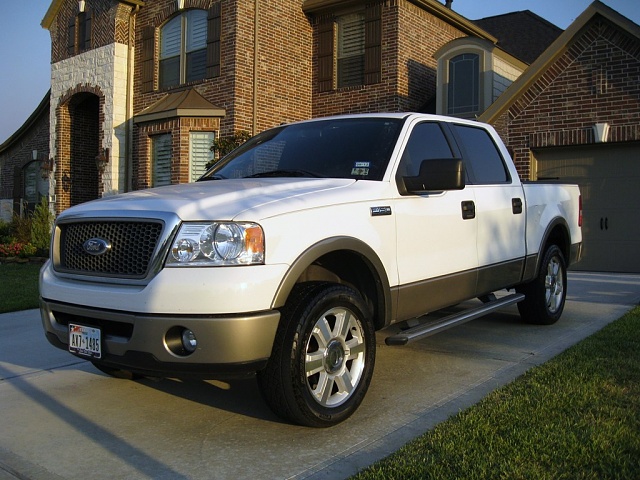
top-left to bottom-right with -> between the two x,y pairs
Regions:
59,178 -> 359,221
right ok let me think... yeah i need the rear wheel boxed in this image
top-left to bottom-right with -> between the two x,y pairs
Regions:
517,244 -> 567,325
257,282 -> 376,427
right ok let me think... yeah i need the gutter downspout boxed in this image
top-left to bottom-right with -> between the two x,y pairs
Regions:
125,5 -> 140,192
253,0 -> 259,135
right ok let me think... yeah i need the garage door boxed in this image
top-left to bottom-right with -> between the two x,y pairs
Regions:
533,142 -> 640,273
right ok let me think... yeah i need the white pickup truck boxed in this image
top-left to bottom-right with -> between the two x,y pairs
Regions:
40,113 -> 582,427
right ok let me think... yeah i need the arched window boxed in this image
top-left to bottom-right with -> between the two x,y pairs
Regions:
447,53 -> 479,115
160,9 -> 208,89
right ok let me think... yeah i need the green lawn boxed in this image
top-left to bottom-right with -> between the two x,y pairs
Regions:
0,262 -> 42,313
352,306 -> 640,479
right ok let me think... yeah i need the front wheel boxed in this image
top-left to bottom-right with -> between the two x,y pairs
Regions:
517,245 -> 567,325
257,282 -> 376,427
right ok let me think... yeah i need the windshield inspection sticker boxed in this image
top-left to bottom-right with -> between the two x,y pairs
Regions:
352,161 -> 370,176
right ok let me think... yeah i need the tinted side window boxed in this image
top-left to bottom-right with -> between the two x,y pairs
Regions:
399,123 -> 453,176
453,124 -> 509,184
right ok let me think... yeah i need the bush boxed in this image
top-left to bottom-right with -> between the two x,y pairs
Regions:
0,220 -> 13,244
10,214 -> 32,244
0,242 -> 37,258
206,131 -> 251,169
30,197 -> 54,255
0,198 -> 53,258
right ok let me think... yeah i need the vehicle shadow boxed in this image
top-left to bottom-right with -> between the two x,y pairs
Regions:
97,369 -> 287,425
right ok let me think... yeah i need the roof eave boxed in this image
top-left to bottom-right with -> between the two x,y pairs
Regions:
42,0 -> 145,29
479,1 -> 640,124
133,108 -> 226,124
0,90 -> 51,154
302,0 -> 497,43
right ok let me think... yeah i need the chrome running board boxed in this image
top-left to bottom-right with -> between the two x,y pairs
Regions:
385,293 -> 525,346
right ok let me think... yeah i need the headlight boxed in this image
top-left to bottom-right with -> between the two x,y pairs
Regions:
166,222 -> 265,266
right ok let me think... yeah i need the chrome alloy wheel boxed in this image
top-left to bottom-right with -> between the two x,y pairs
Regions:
304,306 -> 366,408
545,255 -> 565,314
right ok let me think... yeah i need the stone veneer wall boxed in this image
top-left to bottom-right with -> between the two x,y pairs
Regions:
49,42 -> 131,197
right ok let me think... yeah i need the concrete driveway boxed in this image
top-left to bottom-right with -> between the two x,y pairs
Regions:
1,272 -> 639,480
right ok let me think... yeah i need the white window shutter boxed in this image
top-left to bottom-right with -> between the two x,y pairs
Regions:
189,132 -> 215,182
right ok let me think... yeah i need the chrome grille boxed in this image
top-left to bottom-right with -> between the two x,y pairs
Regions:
58,221 -> 164,278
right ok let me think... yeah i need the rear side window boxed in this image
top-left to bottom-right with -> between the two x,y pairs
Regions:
398,122 -> 454,177
453,124 -> 509,184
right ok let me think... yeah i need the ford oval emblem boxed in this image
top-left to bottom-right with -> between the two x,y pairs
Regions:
83,238 -> 112,256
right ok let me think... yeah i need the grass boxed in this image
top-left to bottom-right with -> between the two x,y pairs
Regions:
0,262 -> 42,313
352,306 -> 640,479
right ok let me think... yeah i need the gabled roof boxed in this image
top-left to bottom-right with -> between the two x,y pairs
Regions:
473,11 -> 562,64
134,89 -> 225,124
0,90 -> 50,154
479,1 -> 640,124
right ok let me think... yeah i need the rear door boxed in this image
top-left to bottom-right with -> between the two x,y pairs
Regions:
449,123 -> 526,294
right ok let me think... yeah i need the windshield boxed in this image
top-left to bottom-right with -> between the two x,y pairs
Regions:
199,117 -> 403,181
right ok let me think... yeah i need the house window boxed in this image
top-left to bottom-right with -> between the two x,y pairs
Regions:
152,134 -> 172,187
23,162 -> 40,205
189,132 -> 215,181
317,4 -> 381,92
447,53 -> 479,115
68,9 -> 92,55
337,13 -> 365,88
160,9 -> 208,89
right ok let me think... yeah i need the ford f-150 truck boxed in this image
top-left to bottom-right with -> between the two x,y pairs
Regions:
40,113 -> 582,427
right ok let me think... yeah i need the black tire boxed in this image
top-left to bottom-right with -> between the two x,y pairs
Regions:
517,245 -> 567,325
257,282 -> 376,427
91,362 -> 141,380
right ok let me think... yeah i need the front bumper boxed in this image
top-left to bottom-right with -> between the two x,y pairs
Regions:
40,299 -> 280,378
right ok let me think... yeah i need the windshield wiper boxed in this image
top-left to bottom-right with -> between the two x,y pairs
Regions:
198,174 -> 226,182
246,169 -> 323,178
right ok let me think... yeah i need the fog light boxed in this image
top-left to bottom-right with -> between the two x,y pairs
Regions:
181,329 -> 197,353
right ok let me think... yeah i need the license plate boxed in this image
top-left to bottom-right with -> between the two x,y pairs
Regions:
69,324 -> 102,359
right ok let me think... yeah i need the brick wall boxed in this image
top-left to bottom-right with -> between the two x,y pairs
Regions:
50,0 -> 131,63
0,99 -> 50,219
133,0 -> 312,136
495,16 -> 640,179
310,0 -> 466,117
133,117 -> 220,190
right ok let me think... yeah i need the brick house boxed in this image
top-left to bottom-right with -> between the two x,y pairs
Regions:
1,0 -> 638,271
28,0 -> 537,216
0,93 -> 50,220
479,1 -> 640,272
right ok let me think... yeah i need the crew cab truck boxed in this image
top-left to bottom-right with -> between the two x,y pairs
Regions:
40,113 -> 582,427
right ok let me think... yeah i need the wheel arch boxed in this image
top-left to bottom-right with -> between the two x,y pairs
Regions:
271,237 -> 392,330
526,217 -> 571,281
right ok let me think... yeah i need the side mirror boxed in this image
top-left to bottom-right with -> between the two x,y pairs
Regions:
398,158 -> 465,195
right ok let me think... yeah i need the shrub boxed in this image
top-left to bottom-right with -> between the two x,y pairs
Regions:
30,197 -> 54,255
206,131 -> 251,169
0,220 -> 13,244
0,242 -> 37,258
0,198 -> 53,258
10,214 -> 32,245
